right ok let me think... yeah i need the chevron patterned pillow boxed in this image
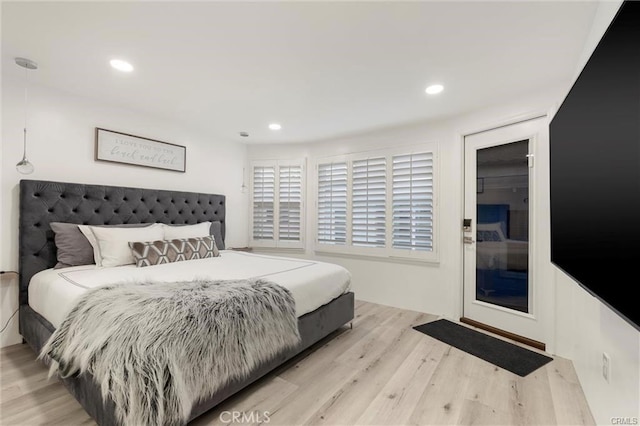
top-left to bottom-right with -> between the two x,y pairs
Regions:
129,235 -> 219,267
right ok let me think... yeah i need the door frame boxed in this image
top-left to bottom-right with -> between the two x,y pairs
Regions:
454,110 -> 555,353
464,131 -> 538,335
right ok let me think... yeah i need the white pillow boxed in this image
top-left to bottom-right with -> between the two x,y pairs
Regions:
163,222 -> 212,240
78,225 -> 102,265
81,223 -> 164,267
78,223 -> 154,265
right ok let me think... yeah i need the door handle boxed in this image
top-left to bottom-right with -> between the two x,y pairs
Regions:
463,236 -> 475,244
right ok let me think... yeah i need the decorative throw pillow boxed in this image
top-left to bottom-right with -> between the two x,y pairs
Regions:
82,223 -> 164,267
477,230 -> 503,242
476,222 -> 506,242
129,235 -> 219,267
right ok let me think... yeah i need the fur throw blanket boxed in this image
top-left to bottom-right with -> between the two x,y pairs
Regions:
39,278 -> 300,426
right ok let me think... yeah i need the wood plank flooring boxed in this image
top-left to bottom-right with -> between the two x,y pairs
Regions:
0,300 -> 595,425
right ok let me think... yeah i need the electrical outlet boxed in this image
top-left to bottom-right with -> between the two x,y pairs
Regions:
602,352 -> 611,383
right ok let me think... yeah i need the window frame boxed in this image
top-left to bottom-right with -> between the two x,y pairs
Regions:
250,159 -> 306,249
312,144 -> 438,262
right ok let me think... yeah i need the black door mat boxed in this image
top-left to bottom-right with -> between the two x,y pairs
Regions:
413,319 -> 552,377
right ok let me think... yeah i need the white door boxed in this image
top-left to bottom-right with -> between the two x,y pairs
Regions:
463,117 -> 549,344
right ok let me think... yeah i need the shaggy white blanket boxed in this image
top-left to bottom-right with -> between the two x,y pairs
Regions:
40,278 -> 300,425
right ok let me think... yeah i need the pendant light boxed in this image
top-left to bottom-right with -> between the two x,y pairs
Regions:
15,57 -> 38,175
241,167 -> 248,193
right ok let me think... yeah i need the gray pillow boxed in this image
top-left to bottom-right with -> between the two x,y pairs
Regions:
50,222 -> 94,269
50,222 -> 153,269
210,221 -> 225,250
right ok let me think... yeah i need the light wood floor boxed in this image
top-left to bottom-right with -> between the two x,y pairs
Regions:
0,300 -> 595,425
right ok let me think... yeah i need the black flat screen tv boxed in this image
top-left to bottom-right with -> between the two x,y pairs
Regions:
550,0 -> 639,331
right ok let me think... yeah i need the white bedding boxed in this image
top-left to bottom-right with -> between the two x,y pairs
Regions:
477,240 -> 528,270
29,251 -> 352,328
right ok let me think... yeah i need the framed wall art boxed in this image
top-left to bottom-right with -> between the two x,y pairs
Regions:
95,128 -> 186,172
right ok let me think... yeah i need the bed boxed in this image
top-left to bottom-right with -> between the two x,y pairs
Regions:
476,221 -> 528,297
476,221 -> 528,272
18,179 -> 354,425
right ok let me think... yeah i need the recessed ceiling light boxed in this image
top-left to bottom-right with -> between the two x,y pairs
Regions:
425,84 -> 444,95
110,59 -> 134,72
268,123 -> 282,131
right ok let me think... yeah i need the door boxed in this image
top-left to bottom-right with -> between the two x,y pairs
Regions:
463,117 -> 547,343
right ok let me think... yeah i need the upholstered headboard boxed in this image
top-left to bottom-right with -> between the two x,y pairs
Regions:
19,180 -> 226,305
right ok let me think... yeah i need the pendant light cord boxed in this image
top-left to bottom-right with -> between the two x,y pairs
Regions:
23,65 -> 28,159
0,271 -> 19,334
0,309 -> 18,334
15,57 -> 37,174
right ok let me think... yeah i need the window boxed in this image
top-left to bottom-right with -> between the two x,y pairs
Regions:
251,160 -> 305,248
252,165 -> 275,241
352,157 -> 386,248
278,165 -> 302,242
315,147 -> 436,261
392,153 -> 434,252
318,162 -> 347,245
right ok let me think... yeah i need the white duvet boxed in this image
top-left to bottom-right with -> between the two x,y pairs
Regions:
29,251 -> 352,328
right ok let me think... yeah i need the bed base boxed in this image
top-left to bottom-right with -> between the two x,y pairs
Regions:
20,291 -> 354,425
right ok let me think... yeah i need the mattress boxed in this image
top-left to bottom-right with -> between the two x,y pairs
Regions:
28,251 -> 351,329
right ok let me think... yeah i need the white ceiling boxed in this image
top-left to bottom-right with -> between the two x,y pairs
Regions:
2,1 -> 598,144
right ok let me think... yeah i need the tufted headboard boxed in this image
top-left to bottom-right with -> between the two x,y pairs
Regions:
19,179 -> 226,305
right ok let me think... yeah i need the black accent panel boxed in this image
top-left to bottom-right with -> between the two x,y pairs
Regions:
18,180 -> 225,307
549,1 -> 640,331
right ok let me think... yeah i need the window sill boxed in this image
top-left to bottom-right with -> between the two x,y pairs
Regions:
251,247 -> 306,255
228,247 -> 253,252
313,249 -> 440,266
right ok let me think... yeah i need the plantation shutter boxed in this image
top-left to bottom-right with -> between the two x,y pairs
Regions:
279,165 -> 302,241
317,162 -> 348,245
392,152 -> 434,251
252,166 -> 275,240
352,157 -> 386,248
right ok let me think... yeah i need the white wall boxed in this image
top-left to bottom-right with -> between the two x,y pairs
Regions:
555,271 -> 640,424
551,1 -> 640,423
248,85 -> 563,340
248,4 -> 640,421
0,77 -> 249,347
